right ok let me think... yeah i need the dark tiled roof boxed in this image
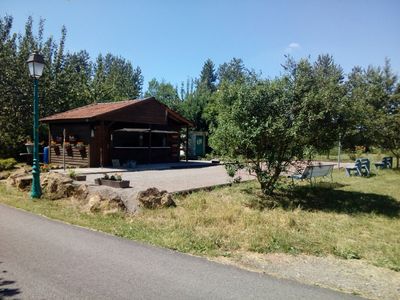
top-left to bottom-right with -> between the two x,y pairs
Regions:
40,97 -> 193,126
40,99 -> 143,121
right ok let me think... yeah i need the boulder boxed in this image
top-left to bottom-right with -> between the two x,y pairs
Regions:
71,185 -> 125,214
16,176 -> 33,190
83,190 -> 125,214
137,187 -> 176,209
7,168 -> 29,186
40,172 -> 76,200
84,194 -> 103,213
71,184 -> 90,204
0,170 -> 12,180
6,168 -> 30,189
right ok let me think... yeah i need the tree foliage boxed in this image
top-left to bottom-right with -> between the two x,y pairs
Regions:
210,55 -> 400,195
0,16 -> 143,158
198,58 -> 217,92
343,59 -> 400,166
144,78 -> 180,111
210,79 -> 306,195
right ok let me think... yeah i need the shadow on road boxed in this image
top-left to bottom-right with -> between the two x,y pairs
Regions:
0,262 -> 21,298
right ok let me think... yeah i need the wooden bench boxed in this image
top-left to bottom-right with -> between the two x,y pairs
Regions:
289,164 -> 335,184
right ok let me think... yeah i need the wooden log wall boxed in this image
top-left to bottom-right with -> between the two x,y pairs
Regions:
49,145 -> 90,167
168,133 -> 180,161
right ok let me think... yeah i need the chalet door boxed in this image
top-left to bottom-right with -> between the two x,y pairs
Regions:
195,135 -> 204,156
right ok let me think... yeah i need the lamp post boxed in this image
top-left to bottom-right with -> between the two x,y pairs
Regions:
27,51 -> 44,199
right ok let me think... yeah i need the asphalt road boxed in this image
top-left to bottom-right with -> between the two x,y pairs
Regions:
0,204 -> 360,299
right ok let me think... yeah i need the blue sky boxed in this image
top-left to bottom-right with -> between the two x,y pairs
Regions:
2,0 -> 400,88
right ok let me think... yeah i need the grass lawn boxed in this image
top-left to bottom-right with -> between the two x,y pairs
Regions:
315,149 -> 398,166
0,168 -> 399,271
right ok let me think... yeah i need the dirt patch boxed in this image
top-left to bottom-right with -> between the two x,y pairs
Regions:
214,252 -> 400,300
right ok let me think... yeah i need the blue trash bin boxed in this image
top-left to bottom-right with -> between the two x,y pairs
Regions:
43,146 -> 49,164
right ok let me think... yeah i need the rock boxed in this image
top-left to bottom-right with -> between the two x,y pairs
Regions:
71,185 -> 126,214
84,194 -> 102,213
71,184 -> 90,204
137,187 -> 176,209
6,167 -> 44,191
0,170 -> 12,180
40,172 -> 76,200
16,176 -> 33,190
83,189 -> 125,214
6,168 -> 30,188
160,193 -> 175,207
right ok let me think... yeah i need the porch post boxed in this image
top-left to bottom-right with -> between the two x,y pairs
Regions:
149,125 -> 152,163
48,124 -> 51,164
62,128 -> 66,171
186,126 -> 189,162
100,121 -> 105,168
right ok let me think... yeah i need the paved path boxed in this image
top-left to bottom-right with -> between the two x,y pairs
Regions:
0,204 -> 359,299
56,164 -> 255,213
84,165 -> 252,193
76,165 -> 254,213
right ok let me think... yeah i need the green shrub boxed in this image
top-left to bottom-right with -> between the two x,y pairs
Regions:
0,158 -> 17,171
68,169 -> 76,178
225,163 -> 240,178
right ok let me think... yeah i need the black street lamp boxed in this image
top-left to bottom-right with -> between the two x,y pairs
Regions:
27,51 -> 44,198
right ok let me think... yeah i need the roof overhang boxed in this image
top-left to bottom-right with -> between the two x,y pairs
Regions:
40,97 -> 194,127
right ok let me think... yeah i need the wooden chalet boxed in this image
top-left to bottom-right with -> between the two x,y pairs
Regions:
40,97 -> 193,167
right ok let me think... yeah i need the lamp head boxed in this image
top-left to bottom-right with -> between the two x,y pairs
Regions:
27,51 -> 45,78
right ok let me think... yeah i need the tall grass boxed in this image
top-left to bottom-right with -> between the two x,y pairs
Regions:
0,169 -> 399,271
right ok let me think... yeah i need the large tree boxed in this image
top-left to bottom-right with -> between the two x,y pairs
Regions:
89,53 -> 143,103
217,58 -> 248,85
344,59 -> 400,166
210,77 -> 315,195
198,58 -> 217,92
371,60 -> 400,167
210,55 -> 357,195
144,78 -> 180,110
0,15 -> 144,158
179,60 -> 217,131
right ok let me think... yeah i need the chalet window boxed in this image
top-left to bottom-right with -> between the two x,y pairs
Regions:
151,133 -> 167,147
112,128 -> 175,148
112,132 -> 149,148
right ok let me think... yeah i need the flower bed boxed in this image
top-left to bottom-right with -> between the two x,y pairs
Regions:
94,174 -> 130,188
95,178 -> 130,188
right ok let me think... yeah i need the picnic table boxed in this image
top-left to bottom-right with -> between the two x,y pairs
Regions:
345,158 -> 370,176
374,157 -> 393,169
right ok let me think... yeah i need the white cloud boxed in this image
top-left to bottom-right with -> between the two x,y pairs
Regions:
285,42 -> 301,53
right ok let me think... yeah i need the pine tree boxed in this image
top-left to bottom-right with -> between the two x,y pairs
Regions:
199,59 -> 216,92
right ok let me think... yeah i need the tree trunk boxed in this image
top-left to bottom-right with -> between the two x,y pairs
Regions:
391,150 -> 400,169
255,166 -> 281,196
